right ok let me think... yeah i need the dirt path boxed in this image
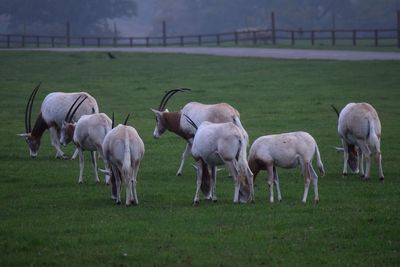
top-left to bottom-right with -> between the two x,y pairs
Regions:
3,47 -> 400,61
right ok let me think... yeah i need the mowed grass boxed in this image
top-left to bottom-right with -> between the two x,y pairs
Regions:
0,51 -> 399,266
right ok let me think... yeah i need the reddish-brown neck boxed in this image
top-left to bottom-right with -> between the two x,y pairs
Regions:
31,112 -> 48,138
162,112 -> 192,140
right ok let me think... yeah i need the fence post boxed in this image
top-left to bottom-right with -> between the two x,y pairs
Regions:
22,35 -> 25,48
97,37 -> 100,47
311,31 -> 314,45
234,32 -> 238,45
271,12 -> 276,45
331,30 -> 336,46
129,37 -> 133,47
352,30 -> 357,46
66,21 -> 70,47
252,31 -> 257,45
36,36 -> 39,47
7,34 -> 10,48
397,10 -> 400,48
146,37 -> 149,47
198,35 -> 202,46
162,21 -> 167,47
51,36 -> 55,47
217,34 -> 220,46
374,29 -> 378,47
180,36 -> 184,46
291,31 -> 295,45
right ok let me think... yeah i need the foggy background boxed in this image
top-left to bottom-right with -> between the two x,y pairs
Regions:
1,0 -> 400,37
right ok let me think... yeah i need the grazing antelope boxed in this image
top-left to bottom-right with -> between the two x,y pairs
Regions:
60,98 -> 112,184
102,118 -> 145,206
186,116 -> 254,205
331,103 -> 384,180
152,88 -> 247,176
248,131 -> 325,204
17,83 -> 99,158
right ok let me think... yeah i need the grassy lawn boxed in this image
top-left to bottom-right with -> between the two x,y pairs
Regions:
0,51 -> 399,266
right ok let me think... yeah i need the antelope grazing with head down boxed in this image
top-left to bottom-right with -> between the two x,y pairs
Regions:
331,103 -> 384,181
248,131 -> 325,204
152,88 -> 248,176
102,117 -> 145,206
59,97 -> 112,184
186,116 -> 254,205
17,83 -> 99,158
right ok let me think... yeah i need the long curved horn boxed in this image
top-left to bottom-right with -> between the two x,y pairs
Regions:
330,104 -> 340,117
158,87 -> 191,111
123,113 -> 131,125
64,96 -> 82,122
25,82 -> 41,133
183,114 -> 198,131
68,96 -> 88,123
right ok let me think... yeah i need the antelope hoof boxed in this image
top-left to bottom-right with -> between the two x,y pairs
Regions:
193,201 -> 199,207
213,199 -> 218,203
380,177 -> 384,182
176,172 -> 182,177
125,203 -> 131,207
78,180 -> 83,184
342,172 -> 347,177
314,199 -> 319,204
116,201 -> 121,205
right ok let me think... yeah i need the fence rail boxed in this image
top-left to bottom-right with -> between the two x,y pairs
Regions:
1,28 -> 399,49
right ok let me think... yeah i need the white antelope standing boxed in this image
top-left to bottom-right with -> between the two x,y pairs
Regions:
248,131 -> 325,204
59,97 -> 113,184
186,116 -> 254,205
331,103 -> 384,180
102,118 -> 145,206
17,83 -> 99,158
152,88 -> 247,176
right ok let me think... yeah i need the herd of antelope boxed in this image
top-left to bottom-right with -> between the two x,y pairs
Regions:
18,83 -> 384,207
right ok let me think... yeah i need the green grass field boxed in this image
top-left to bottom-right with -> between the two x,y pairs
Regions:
0,51 -> 399,266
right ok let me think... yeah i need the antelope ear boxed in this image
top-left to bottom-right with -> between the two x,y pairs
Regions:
165,108 -> 169,112
17,133 -> 30,138
334,146 -> 344,152
150,108 -> 160,115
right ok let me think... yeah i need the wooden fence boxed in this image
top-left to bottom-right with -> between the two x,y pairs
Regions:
1,28 -> 399,49
1,11 -> 399,49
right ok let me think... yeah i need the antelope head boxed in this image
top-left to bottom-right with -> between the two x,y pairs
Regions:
151,88 -> 191,138
60,95 -> 88,146
17,82 -> 41,158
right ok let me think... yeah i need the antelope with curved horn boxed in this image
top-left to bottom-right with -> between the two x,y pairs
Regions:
102,114 -> 145,206
17,83 -> 99,158
186,115 -> 254,205
60,97 -> 112,184
151,88 -> 248,176
331,103 -> 384,181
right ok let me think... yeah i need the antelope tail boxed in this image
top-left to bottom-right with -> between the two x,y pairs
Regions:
315,143 -> 325,176
122,130 -> 132,182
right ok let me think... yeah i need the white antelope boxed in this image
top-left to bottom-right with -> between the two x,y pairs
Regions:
331,103 -> 384,180
152,88 -> 247,176
17,83 -> 99,158
186,116 -> 254,205
60,98 -> 113,183
102,119 -> 145,206
248,131 -> 325,204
